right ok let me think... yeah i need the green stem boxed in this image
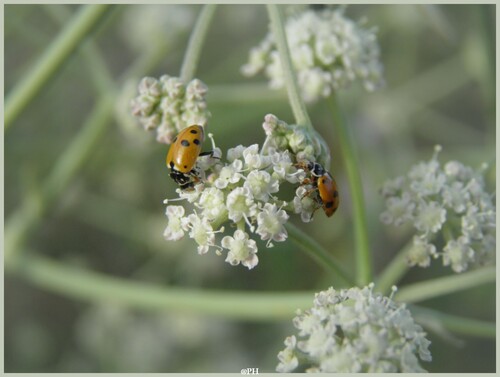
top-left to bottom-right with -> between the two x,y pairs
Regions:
375,239 -> 412,294
327,94 -> 372,286
266,4 -> 312,128
9,254 -> 313,322
44,5 -> 116,95
285,223 -> 354,287
4,94 -> 115,265
412,305 -> 495,339
4,4 -> 113,129
395,266 -> 496,303
179,5 -> 217,82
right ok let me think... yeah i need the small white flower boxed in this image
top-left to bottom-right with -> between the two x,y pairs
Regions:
163,206 -> 186,241
380,176 -> 405,197
461,205 -> 485,240
244,170 -> 280,201
442,237 -> 475,273
221,230 -> 259,269
226,145 -> 246,162
410,171 -> 446,197
276,336 -> 299,373
184,213 -> 215,255
380,193 -> 415,226
242,144 -> 265,169
293,185 -> 317,222
256,203 -> 289,245
414,201 -> 446,234
214,159 -> 244,189
298,68 -> 332,102
442,181 -> 468,214
198,187 -> 227,221
407,236 -> 437,268
226,187 -> 258,223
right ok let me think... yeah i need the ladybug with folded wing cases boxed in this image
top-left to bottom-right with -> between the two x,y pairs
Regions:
296,160 -> 339,217
166,125 -> 211,190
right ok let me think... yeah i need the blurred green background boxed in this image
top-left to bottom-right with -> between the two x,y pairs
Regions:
4,4 -> 495,373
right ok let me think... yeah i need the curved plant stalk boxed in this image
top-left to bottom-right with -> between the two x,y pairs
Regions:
5,4 -> 114,129
4,93 -> 115,265
328,94 -> 372,286
8,252 -> 497,336
395,266 -> 496,303
286,223 -> 354,286
375,239 -> 412,294
412,305 -> 495,339
180,5 -> 217,83
266,4 -> 312,129
10,253 -> 313,321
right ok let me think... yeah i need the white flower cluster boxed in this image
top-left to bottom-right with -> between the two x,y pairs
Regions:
131,75 -> 211,144
381,146 -> 496,273
277,284 -> 432,373
242,6 -> 384,103
163,114 -> 333,269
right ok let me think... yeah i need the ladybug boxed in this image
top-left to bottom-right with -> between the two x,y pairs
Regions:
166,125 -> 211,190
296,160 -> 339,217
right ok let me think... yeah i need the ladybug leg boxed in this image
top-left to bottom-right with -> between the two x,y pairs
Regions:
199,150 -> 221,161
300,186 -> 319,199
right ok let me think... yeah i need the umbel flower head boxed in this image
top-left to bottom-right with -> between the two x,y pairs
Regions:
380,146 -> 496,273
276,284 -> 432,373
130,75 -> 211,144
162,114 -> 336,270
242,6 -> 384,103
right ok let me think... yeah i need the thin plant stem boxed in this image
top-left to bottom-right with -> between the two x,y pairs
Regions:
179,4 -> 217,82
412,305 -> 496,339
10,254 -> 313,322
44,4 -> 116,94
4,4 -> 114,129
395,266 -> 496,303
285,223 -> 354,287
266,4 -> 312,128
4,93 -> 115,265
375,239 -> 412,294
327,93 -> 372,286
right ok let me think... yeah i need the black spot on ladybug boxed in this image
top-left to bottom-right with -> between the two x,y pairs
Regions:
334,191 -> 339,197
190,129 -> 198,134
322,178 -> 326,183
325,201 -> 334,208
184,165 -> 188,168
181,140 -> 190,147
169,161 -> 174,168
193,139 -> 200,145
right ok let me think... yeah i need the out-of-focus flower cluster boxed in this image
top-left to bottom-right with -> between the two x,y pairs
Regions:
381,146 -> 496,273
73,303 -> 245,372
241,6 -> 384,103
276,284 -> 432,373
131,75 -> 211,144
163,114 -> 334,269
120,5 -> 194,53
